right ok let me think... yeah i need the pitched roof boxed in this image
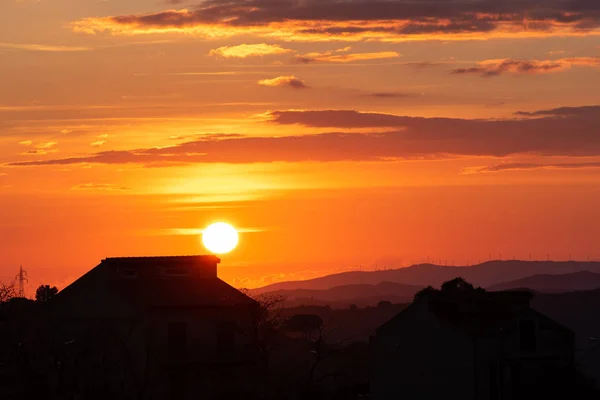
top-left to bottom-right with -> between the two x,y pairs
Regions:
111,277 -> 256,308
428,291 -> 532,337
376,290 -> 572,338
53,256 -> 256,312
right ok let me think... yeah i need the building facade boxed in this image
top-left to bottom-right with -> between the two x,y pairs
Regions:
49,256 -> 260,400
370,290 -> 574,400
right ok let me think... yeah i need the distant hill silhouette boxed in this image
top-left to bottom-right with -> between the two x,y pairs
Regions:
255,261 -> 600,294
258,281 -> 421,308
488,271 -> 600,293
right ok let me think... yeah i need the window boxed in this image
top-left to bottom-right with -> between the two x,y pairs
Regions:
519,320 -> 536,352
168,322 -> 187,357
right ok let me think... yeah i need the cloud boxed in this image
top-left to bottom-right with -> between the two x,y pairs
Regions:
514,105 -> 600,117
7,105 -> 600,167
451,59 -> 568,77
366,92 -> 417,98
70,0 -> 600,42
0,42 -> 91,52
258,76 -> 308,88
90,140 -> 106,147
463,162 -> 600,174
451,57 -> 600,77
71,183 -> 130,191
36,141 -> 58,149
209,43 -> 292,58
563,57 -> 600,66
18,141 -> 59,155
155,227 -> 265,236
293,48 -> 400,63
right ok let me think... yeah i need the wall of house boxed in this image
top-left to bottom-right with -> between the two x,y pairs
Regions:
147,306 -> 259,400
370,301 -> 475,400
473,310 -> 574,400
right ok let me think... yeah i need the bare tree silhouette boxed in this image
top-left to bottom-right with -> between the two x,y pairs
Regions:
0,280 -> 17,303
240,290 -> 287,399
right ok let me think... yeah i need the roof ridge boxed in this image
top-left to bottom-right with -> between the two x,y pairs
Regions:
103,255 -> 219,261
104,255 -> 215,258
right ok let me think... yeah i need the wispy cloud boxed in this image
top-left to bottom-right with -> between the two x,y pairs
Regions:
71,183 -> 130,191
36,141 -> 58,149
156,227 -> 266,236
19,141 -> 59,155
293,47 -> 400,63
258,75 -> 308,88
209,43 -> 292,58
515,105 -> 600,118
366,92 -> 417,98
0,42 -> 91,52
462,162 -> 600,174
451,57 -> 600,77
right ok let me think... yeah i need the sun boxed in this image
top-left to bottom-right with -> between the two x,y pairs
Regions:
202,222 -> 239,254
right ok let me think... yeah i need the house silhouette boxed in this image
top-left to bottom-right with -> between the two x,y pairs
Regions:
370,288 -> 575,400
49,255 -> 259,400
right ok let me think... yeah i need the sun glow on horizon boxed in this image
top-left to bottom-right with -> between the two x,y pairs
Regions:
202,222 -> 239,254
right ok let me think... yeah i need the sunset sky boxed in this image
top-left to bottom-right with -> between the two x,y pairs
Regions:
2,0 -> 600,293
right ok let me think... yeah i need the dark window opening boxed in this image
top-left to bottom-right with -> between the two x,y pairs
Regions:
520,320 -> 536,352
168,322 -> 187,358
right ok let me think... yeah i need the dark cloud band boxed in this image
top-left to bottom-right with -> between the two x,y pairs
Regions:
8,106 -> 600,167
72,0 -> 600,40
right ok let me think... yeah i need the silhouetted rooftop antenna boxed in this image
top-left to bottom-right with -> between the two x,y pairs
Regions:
16,266 -> 28,298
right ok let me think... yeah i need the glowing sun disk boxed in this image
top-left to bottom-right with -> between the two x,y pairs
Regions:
202,222 -> 239,254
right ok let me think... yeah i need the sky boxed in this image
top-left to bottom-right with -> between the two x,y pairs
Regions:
1,0 -> 600,293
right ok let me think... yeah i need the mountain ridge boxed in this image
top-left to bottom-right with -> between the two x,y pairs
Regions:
253,260 -> 600,294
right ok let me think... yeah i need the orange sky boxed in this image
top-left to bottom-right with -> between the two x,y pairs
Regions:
1,0 -> 600,295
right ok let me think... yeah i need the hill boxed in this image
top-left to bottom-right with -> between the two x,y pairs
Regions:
254,260 -> 600,293
256,281 -> 421,308
488,271 -> 600,293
